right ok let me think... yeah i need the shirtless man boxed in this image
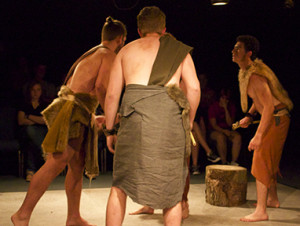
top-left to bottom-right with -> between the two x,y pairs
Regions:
11,16 -> 127,226
232,35 -> 293,222
104,6 -> 200,226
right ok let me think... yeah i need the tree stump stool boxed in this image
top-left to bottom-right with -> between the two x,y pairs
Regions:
205,165 -> 247,207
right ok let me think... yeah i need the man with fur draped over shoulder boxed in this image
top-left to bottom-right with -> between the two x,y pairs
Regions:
232,35 -> 293,222
104,6 -> 200,226
11,17 -> 127,226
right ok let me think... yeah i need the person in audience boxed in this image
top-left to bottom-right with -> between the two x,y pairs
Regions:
17,80 -> 48,181
190,120 -> 221,175
208,87 -> 241,165
23,62 -> 57,103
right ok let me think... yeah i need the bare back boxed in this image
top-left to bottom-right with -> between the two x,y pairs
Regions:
119,36 -> 182,86
67,47 -> 116,94
66,47 -> 116,108
108,34 -> 200,128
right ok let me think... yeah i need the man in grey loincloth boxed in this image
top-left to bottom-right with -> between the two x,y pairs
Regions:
104,6 -> 200,226
11,17 -> 126,226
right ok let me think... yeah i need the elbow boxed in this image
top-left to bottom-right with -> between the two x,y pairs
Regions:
194,82 -> 201,98
17,118 -> 24,126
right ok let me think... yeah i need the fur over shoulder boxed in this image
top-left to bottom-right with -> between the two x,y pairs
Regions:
238,59 -> 293,113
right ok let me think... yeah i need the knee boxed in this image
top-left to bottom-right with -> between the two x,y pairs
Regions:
25,125 -> 37,137
214,133 -> 227,146
110,186 -> 127,199
51,153 -> 70,170
111,186 -> 125,194
232,132 -> 242,144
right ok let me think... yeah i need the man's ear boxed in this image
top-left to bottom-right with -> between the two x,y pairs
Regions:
137,29 -> 143,37
247,50 -> 253,58
116,35 -> 123,44
161,27 -> 166,35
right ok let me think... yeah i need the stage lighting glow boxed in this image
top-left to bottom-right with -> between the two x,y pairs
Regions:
211,0 -> 229,6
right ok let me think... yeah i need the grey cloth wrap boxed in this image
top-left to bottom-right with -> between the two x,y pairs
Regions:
112,35 -> 193,209
113,84 -> 188,209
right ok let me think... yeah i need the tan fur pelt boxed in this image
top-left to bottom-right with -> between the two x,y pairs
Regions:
42,86 -> 98,136
41,86 -> 99,179
238,59 -> 293,113
167,84 -> 191,157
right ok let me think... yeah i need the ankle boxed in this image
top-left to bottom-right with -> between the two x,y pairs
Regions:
12,211 -> 30,222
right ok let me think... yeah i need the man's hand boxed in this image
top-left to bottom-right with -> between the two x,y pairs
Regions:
239,117 -> 252,128
248,134 -> 262,152
106,135 -> 117,154
95,115 -> 106,130
219,96 -> 229,109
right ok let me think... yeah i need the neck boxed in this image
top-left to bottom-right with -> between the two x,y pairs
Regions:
31,99 -> 39,104
143,32 -> 161,38
100,41 -> 114,52
239,59 -> 253,71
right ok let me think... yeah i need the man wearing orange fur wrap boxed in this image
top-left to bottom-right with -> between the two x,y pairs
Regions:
232,35 -> 293,222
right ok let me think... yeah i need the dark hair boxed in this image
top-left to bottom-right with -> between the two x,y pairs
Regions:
217,87 -> 231,100
137,6 -> 166,36
25,80 -> 44,103
236,35 -> 260,60
101,16 -> 127,41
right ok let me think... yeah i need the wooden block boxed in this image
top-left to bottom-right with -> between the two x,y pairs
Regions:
205,165 -> 247,207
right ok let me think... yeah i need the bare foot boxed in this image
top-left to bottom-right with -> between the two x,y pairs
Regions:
11,213 -> 29,226
267,199 -> 280,208
129,206 -> 154,215
182,201 -> 189,219
240,212 -> 268,222
66,217 -> 96,226
253,200 -> 280,208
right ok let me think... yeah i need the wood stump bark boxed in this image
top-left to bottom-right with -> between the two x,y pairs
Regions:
205,165 -> 247,207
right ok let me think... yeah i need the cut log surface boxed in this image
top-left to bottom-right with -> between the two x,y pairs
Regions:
205,165 -> 247,207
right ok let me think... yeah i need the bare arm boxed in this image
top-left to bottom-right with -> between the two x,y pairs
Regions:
95,52 -> 116,110
248,103 -> 257,115
104,53 -> 124,153
209,117 -> 230,136
239,103 -> 257,128
17,111 -> 34,126
27,114 -> 45,124
223,102 -> 234,126
181,54 -> 200,129
248,74 -> 274,151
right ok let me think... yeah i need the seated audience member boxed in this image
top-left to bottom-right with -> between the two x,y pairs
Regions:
191,120 -> 221,174
23,62 -> 56,103
198,73 -> 216,123
18,80 -> 48,181
208,88 -> 241,165
190,73 -> 219,174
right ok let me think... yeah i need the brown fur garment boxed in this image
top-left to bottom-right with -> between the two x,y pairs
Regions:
238,59 -> 293,113
167,84 -> 191,156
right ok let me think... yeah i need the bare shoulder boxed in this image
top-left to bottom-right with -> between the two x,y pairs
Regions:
94,47 -> 115,62
79,47 -> 115,67
118,39 -> 141,54
249,73 -> 267,85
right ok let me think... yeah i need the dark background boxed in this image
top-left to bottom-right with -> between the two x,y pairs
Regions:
0,0 -> 299,187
